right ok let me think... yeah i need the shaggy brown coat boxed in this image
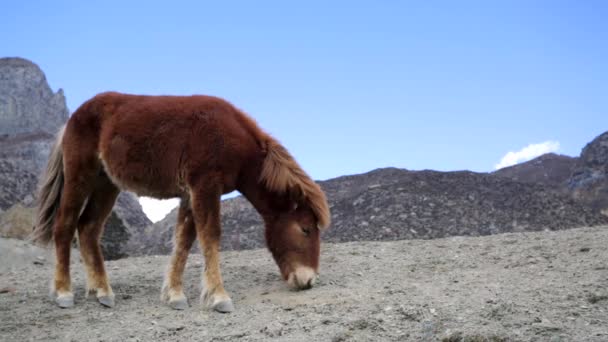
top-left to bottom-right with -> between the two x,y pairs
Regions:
32,92 -> 330,311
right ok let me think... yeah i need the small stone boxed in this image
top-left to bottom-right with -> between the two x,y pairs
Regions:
0,287 -> 16,294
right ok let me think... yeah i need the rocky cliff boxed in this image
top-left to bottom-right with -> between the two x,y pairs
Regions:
568,132 -> 608,214
0,57 -> 68,137
0,57 -> 151,260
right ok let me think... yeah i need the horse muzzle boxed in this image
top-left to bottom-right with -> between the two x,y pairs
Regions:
286,266 -> 317,290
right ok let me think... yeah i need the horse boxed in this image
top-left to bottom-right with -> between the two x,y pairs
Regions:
31,92 -> 331,313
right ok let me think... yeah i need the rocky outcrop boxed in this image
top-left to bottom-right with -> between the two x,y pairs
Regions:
493,153 -> 577,187
568,132 -> 608,214
0,58 -> 68,211
0,57 -> 151,260
492,132 -> 608,216
573,132 -> 608,181
0,57 -> 68,137
0,133 -> 54,210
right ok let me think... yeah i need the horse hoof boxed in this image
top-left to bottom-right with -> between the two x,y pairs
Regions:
55,294 -> 74,308
169,298 -> 189,310
98,295 -> 115,308
212,299 -> 234,313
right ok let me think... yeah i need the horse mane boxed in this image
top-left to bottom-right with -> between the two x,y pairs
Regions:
258,137 -> 331,230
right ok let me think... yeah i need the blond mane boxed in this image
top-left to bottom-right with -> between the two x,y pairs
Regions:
259,138 -> 331,230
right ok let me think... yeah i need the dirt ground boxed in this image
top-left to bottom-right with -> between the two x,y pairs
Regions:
1,226 -> 608,342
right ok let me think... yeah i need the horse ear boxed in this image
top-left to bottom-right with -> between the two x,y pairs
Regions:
288,185 -> 330,230
287,185 -> 306,206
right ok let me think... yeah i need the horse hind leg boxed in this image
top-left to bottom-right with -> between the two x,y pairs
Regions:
161,197 -> 197,310
77,173 -> 119,308
52,177 -> 95,308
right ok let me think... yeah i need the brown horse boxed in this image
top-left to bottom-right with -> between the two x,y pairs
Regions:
31,92 -> 330,312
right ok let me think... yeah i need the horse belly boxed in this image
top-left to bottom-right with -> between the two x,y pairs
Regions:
99,134 -> 183,199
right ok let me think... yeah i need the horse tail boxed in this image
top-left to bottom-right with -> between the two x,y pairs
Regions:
30,125 -> 66,246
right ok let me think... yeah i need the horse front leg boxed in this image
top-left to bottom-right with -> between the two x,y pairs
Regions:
161,198 -> 197,310
190,181 -> 233,313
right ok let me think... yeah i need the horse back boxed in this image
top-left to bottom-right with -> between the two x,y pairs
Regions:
65,92 -> 266,198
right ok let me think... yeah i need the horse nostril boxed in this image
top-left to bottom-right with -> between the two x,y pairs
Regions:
288,267 -> 316,290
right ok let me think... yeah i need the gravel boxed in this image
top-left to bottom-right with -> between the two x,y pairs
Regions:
1,226 -> 608,341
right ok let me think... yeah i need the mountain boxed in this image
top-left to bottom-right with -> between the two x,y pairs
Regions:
3,57 -> 607,260
492,153 -> 577,187
0,57 -> 67,210
0,57 -> 151,260
0,57 -> 68,137
141,165 -> 607,256
492,133 -> 608,216
141,133 -> 608,256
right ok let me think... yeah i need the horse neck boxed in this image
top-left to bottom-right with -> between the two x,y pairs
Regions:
237,167 -> 280,223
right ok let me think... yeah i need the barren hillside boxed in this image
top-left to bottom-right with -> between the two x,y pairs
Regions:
139,168 -> 608,256
1,226 -> 607,341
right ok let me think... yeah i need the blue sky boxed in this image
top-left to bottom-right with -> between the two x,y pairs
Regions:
2,1 -> 607,220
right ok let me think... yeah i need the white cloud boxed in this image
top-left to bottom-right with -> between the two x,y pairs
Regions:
139,197 -> 180,223
494,141 -> 560,170
138,192 -> 240,223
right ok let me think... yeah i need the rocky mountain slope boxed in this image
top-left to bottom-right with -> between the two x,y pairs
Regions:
140,132 -> 608,256
1,226 -> 607,341
0,57 -> 151,259
494,132 -> 608,216
568,132 -> 608,215
141,165 -> 608,256
492,152 -> 577,187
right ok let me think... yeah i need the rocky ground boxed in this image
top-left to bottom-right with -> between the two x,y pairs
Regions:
1,226 -> 608,341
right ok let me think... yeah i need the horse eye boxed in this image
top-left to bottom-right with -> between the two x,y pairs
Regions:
300,226 -> 311,236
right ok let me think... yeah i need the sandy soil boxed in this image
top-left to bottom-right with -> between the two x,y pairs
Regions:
1,226 -> 608,342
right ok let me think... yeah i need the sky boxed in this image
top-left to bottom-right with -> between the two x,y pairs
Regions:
2,1 -> 607,221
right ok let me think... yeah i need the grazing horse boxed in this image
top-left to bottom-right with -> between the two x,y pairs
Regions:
31,92 -> 330,312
